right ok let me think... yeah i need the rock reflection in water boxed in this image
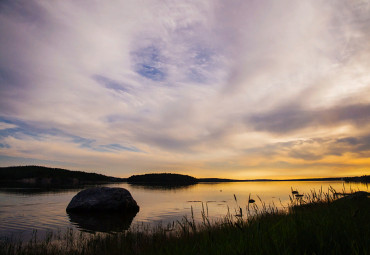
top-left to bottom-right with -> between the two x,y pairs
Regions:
67,211 -> 138,233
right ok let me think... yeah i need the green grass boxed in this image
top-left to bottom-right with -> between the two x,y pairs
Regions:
1,189 -> 369,255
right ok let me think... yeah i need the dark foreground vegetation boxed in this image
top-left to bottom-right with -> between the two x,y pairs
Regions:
0,166 -> 124,188
1,189 -> 369,255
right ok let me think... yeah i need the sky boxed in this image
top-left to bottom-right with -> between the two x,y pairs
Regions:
1,0 -> 370,179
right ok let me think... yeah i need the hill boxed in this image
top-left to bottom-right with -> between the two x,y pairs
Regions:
0,165 -> 124,187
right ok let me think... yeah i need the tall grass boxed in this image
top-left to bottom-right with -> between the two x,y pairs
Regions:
1,188 -> 369,255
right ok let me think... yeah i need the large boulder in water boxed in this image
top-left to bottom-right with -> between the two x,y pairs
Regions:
66,187 -> 139,213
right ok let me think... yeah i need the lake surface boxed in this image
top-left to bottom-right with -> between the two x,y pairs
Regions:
0,181 -> 368,241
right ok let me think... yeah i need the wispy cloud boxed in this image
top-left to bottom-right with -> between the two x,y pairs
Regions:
248,103 -> 370,134
0,122 -> 17,130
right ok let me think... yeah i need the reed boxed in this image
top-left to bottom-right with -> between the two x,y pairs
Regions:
1,188 -> 369,255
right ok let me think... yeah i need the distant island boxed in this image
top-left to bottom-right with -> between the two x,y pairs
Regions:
127,173 -> 197,186
0,165 -> 125,188
1,166 -> 369,189
126,173 -> 370,185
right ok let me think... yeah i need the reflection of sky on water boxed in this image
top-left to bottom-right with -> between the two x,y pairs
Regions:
0,181 -> 368,241
105,181 -> 370,225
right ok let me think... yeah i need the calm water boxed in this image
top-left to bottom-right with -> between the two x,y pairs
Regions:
0,181 -> 368,241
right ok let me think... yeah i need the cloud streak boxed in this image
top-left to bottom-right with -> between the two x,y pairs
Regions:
248,103 -> 370,134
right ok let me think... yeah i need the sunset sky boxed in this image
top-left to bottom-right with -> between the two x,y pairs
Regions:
1,0 -> 370,178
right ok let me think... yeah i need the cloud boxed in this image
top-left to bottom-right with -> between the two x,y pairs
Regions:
0,118 -> 140,155
98,144 -> 141,153
131,45 -> 167,82
0,122 -> 17,130
0,0 -> 370,178
248,103 -> 370,134
336,135 -> 370,153
93,75 -> 130,93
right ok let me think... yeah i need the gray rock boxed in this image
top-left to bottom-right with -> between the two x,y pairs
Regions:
66,187 -> 139,213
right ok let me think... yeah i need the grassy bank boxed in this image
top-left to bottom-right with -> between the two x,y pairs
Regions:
1,190 -> 369,255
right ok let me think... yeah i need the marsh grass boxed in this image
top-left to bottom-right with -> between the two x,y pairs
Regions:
1,187 -> 369,255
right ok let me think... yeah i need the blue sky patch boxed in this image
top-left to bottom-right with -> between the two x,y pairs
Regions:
93,75 -> 129,93
0,143 -> 10,149
0,117 -> 44,140
187,68 -> 206,84
71,136 -> 96,149
137,64 -> 165,81
132,46 -> 166,81
185,47 -> 215,84
98,143 -> 141,153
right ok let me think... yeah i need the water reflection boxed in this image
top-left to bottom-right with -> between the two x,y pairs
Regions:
0,187 -> 83,195
67,211 -> 138,233
0,184 -> 106,195
128,183 -> 196,190
1,181 -> 368,241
